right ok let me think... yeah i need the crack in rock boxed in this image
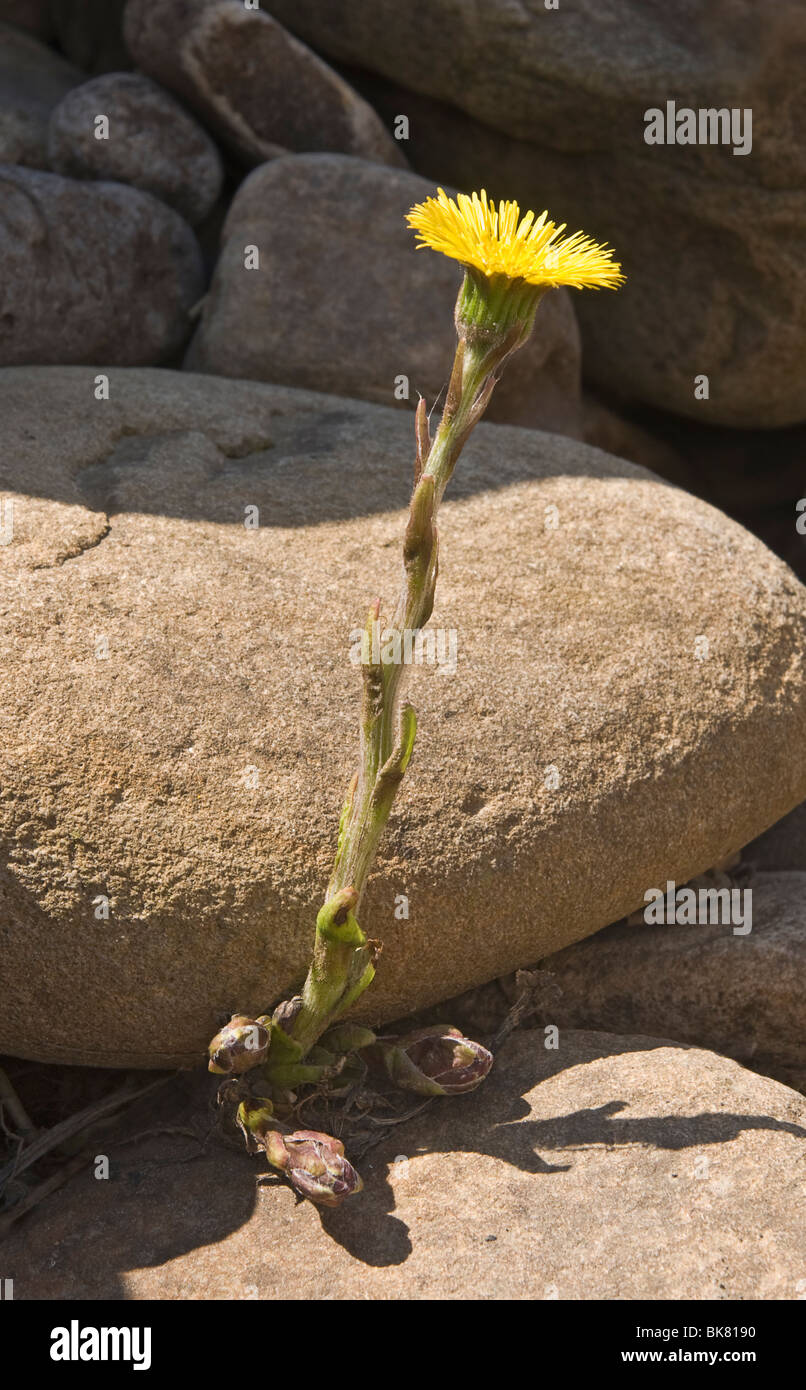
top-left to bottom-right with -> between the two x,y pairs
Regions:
32,517 -> 111,570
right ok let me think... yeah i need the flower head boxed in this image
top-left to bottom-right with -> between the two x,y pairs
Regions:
263,1129 -> 364,1208
374,1025 -> 493,1097
407,188 -> 623,292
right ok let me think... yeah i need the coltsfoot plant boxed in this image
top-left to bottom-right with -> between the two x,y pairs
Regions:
209,188 -> 623,1206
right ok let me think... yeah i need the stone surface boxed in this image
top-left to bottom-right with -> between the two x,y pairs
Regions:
744,804 -> 806,873
270,2 -> 806,428
626,413 -> 806,516
545,872 -> 806,1082
0,1 -> 51,37
123,0 -> 404,169
581,397 -> 697,492
186,154 -> 582,436
745,509 -> 806,589
50,0 -> 131,76
48,72 -> 224,226
2,367 -> 806,1066
0,167 -> 205,366
610,410 -> 806,584
0,21 -> 82,167
3,1031 -> 806,1299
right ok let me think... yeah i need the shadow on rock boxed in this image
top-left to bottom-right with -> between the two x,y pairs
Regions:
4,1031 -> 805,1294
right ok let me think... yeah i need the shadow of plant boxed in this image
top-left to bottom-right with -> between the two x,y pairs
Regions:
5,1031 -> 801,1293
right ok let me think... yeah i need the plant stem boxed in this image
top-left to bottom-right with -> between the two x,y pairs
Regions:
276,330 -> 523,1067
328,339 -> 502,904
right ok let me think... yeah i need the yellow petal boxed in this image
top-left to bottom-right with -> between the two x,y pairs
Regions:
407,187 -> 624,291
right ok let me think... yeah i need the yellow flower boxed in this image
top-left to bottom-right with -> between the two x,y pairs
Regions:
407,187 -> 624,291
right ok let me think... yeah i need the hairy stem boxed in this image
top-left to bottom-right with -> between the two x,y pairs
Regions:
275,332 -> 521,1066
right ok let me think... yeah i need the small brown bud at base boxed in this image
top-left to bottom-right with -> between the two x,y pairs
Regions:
263,1129 -> 364,1207
207,1014 -> 271,1074
374,1025 -> 493,1096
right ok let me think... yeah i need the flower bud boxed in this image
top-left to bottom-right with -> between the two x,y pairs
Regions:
236,1096 -> 275,1142
377,1025 -> 493,1096
263,1129 -> 363,1207
455,266 -> 545,353
207,1013 -> 271,1074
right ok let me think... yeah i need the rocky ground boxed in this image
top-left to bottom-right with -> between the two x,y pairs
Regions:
0,0 -> 804,1301
3,1032 -> 806,1300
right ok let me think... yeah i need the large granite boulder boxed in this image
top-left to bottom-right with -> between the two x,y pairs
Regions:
0,166 -> 205,365
1,367 -> 804,1066
0,20 -> 82,167
123,0 -> 404,169
47,72 -> 223,226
